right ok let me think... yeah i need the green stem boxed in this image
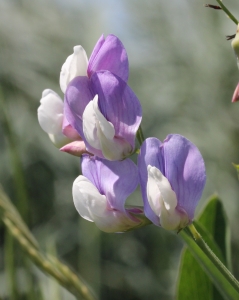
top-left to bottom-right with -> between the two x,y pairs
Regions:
215,0 -> 239,25
136,125 -> 145,146
187,223 -> 239,292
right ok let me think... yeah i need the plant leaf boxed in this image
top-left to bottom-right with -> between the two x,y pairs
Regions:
177,247 -> 213,300
176,195 -> 233,300
197,195 -> 231,269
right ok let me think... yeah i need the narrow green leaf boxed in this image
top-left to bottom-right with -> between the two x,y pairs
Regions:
177,195 -> 232,300
197,195 -> 231,269
177,248 -> 213,300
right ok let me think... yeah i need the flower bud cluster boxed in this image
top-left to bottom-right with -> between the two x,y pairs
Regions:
38,35 -> 206,233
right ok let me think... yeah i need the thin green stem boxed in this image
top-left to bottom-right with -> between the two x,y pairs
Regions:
187,223 -> 239,293
215,0 -> 239,25
136,125 -> 145,146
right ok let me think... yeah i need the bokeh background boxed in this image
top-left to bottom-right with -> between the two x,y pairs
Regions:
1,0 -> 239,299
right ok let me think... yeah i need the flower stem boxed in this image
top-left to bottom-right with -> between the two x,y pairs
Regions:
187,223 -> 239,293
215,0 -> 239,25
136,125 -> 145,146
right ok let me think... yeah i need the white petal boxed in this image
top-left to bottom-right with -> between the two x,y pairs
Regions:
94,210 -> 140,233
82,98 -> 101,150
38,89 -> 64,134
72,175 -> 139,233
147,165 -> 188,230
148,165 -> 177,210
38,89 -> 72,148
83,95 -> 131,160
146,170 -> 161,216
97,125 -> 131,160
72,175 -> 107,222
92,95 -> 115,139
60,45 -> 88,93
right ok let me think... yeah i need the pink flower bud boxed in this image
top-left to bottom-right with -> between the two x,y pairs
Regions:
60,141 -> 90,157
232,83 -> 239,103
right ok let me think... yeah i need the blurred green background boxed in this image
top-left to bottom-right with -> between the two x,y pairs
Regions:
1,0 -> 239,299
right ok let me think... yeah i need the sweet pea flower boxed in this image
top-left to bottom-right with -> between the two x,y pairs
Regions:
138,134 -> 206,231
39,34 -> 131,158
60,34 -> 129,93
38,89 -> 88,156
64,71 -> 142,160
62,34 -> 140,160
72,155 -> 149,233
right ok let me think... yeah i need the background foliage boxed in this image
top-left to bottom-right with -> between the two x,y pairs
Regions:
1,0 -> 239,299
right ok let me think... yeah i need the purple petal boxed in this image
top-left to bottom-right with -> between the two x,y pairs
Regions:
88,35 -> 105,69
138,138 -> 164,225
87,35 -> 129,82
81,155 -> 139,217
64,76 -> 104,158
91,71 -> 142,150
162,134 -> 206,220
64,76 -> 93,137
138,135 -> 206,224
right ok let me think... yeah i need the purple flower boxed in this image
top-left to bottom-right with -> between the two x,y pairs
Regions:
65,71 -> 142,160
72,155 -> 149,233
138,134 -> 206,231
62,35 -> 141,160
60,34 -> 129,93
39,35 -> 135,158
61,34 -> 141,160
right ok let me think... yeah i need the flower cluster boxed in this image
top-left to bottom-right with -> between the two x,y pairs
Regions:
38,35 -> 206,233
